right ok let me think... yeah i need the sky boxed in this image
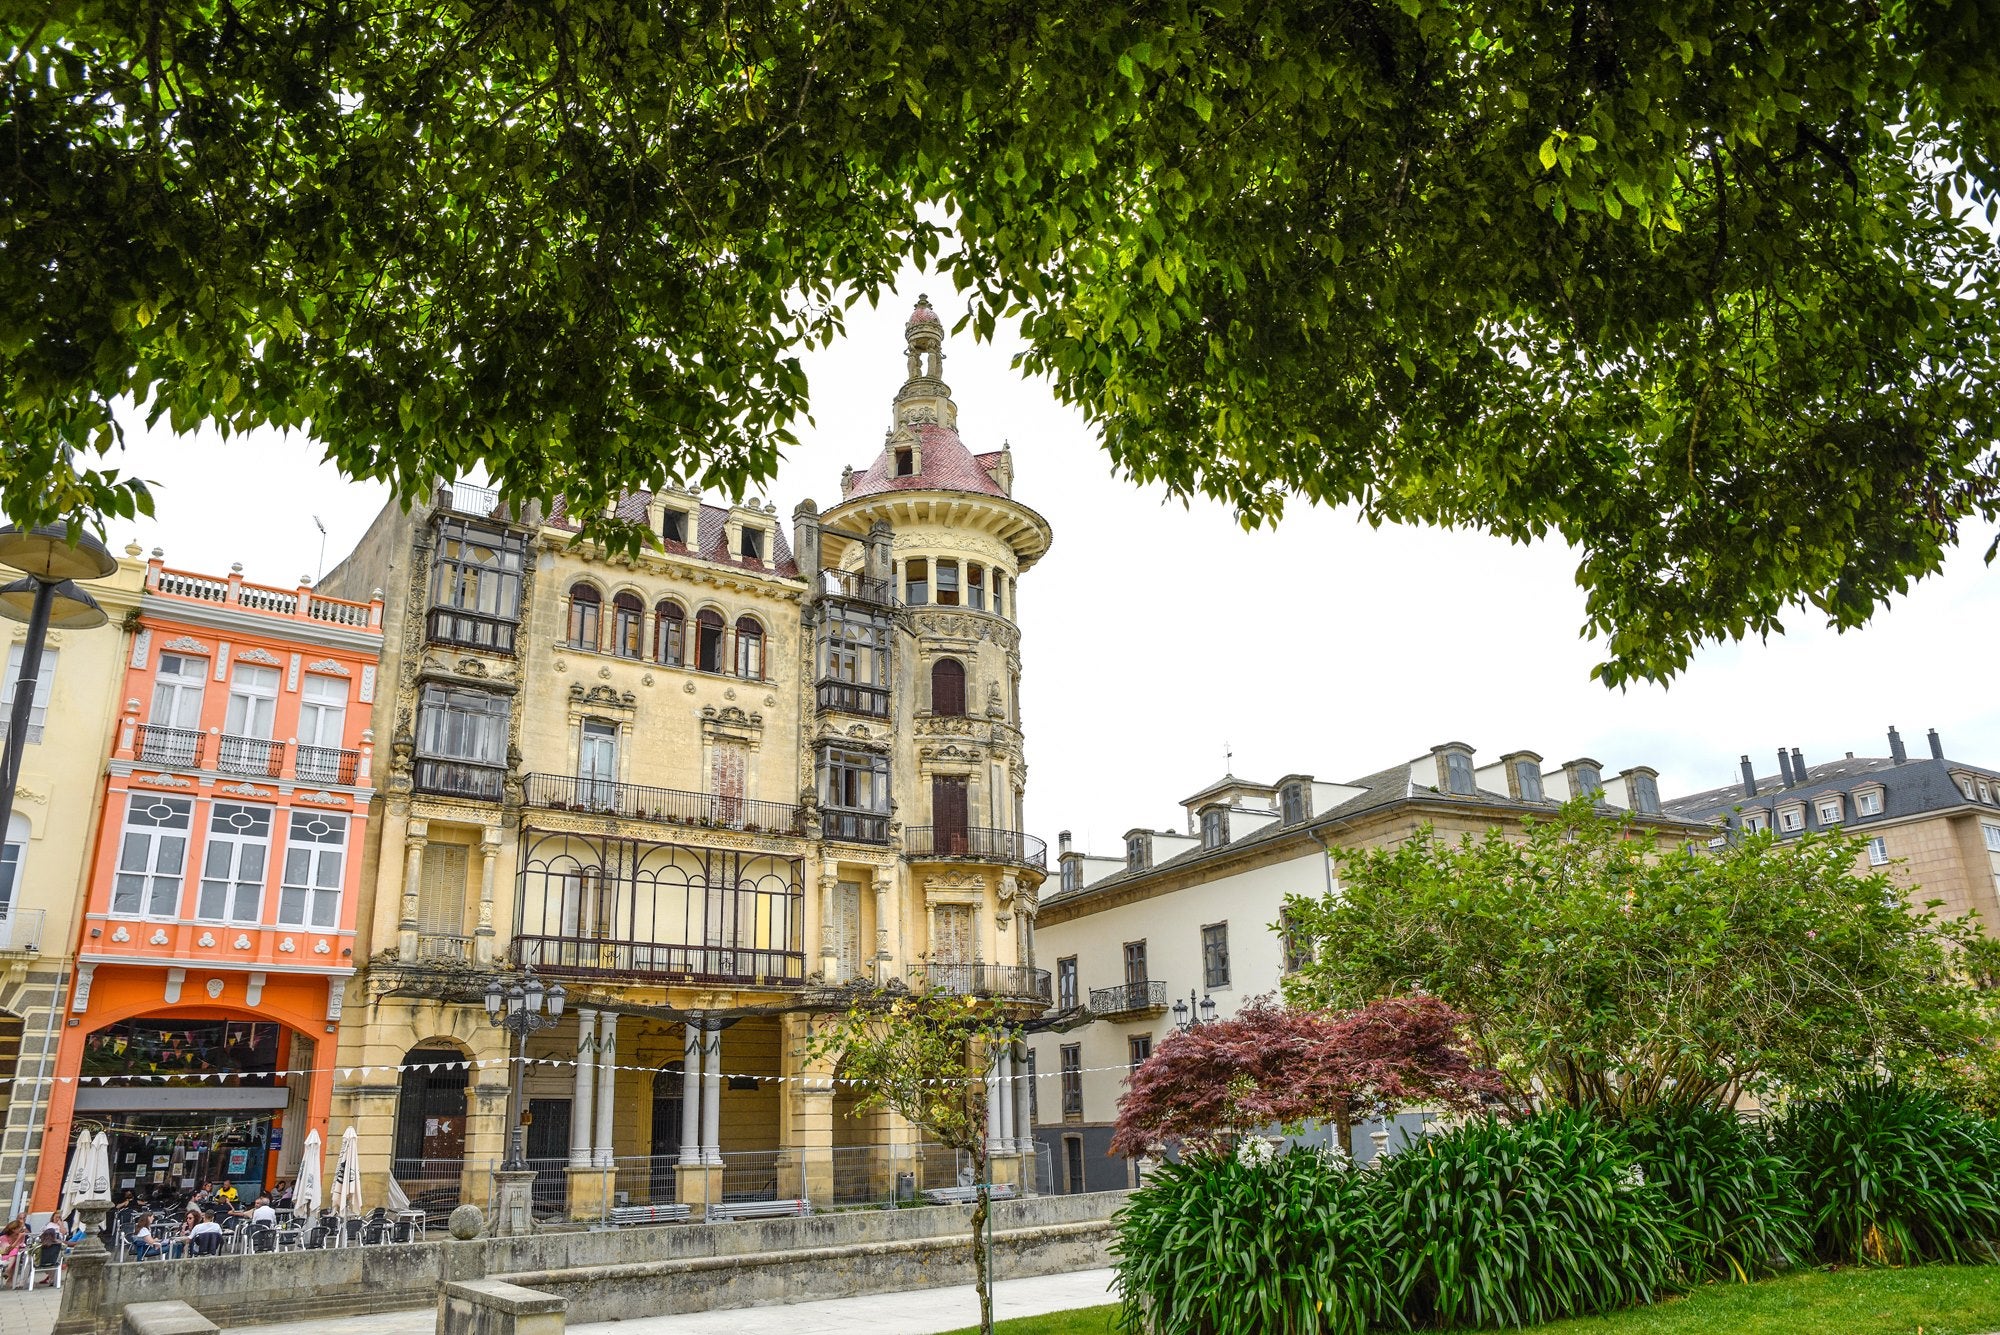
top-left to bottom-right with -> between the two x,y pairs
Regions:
105,273 -> 2000,851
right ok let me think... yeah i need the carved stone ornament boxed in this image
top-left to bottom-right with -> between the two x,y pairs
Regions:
554,659 -> 569,674
764,695 -> 777,708
846,725 -> 872,740
683,681 -> 696,694
206,978 -> 226,999
149,929 -> 169,946
136,772 -> 193,788
314,939 -> 332,954
642,674 -> 655,687
110,926 -> 130,943
234,934 -> 253,949
306,658 -> 352,677
297,790 -> 347,806
162,635 -> 210,654
279,937 -> 297,953
196,932 -> 217,948
456,657 -> 489,678
218,782 -> 271,798
237,647 -> 282,666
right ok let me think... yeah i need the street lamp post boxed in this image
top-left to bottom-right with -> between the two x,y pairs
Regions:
485,973 -> 567,1172
1170,990 -> 1217,1033
0,525 -> 117,819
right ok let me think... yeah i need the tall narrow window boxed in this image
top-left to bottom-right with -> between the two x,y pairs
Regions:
1280,785 -> 1307,825
611,592 -> 644,658
279,811 -> 347,928
296,675 -> 351,784
198,802 -> 271,923
578,719 -> 618,807
695,609 -> 726,672
931,658 -> 966,716
936,560 -> 960,606
1572,763 -> 1602,797
1060,1045 -> 1083,1115
660,509 -> 688,545
113,795 -> 192,917
1123,941 -> 1148,985
735,617 -> 765,679
225,664 -> 279,739
967,564 -> 986,610
1630,773 -> 1662,814
993,573 -> 1006,618
0,646 -> 57,745
1200,807 -> 1227,848
150,652 -> 206,730
1060,860 -> 1079,892
1515,761 -> 1545,802
1444,750 -> 1476,795
567,583 -> 601,649
1129,1035 -> 1152,1069
1057,957 -> 1079,1009
0,811 -> 27,915
895,447 -> 915,477
905,559 -> 929,606
1202,922 -> 1231,989
1126,834 -> 1149,871
655,600 -> 685,665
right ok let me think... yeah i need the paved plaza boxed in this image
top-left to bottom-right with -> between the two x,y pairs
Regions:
0,1266 -> 1116,1335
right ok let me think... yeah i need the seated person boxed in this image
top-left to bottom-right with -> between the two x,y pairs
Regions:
129,1213 -> 165,1260
186,1211 -> 224,1256
231,1195 -> 278,1228
0,1219 -> 28,1283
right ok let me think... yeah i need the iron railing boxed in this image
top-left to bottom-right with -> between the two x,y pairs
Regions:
923,963 -> 1054,1005
1089,979 -> 1168,1017
414,757 -> 506,800
523,773 -> 804,835
904,826 -> 1048,870
821,808 -> 891,845
0,908 -> 45,953
295,745 -> 360,786
136,724 -> 206,769
815,680 -> 890,717
216,734 -> 286,779
436,481 -> 504,518
819,569 -> 900,607
512,935 -> 806,987
426,605 -> 519,655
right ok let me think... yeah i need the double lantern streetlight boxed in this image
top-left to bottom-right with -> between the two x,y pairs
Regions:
485,973 -> 567,1172
1171,991 -> 1218,1032
0,525 -> 119,820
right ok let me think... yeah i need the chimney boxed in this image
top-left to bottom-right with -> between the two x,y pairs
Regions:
1777,748 -> 1795,788
791,499 -> 822,592
1739,756 -> 1757,798
1888,726 -> 1907,764
1791,748 -> 1807,783
1928,728 -> 1944,761
1058,830 -> 1072,856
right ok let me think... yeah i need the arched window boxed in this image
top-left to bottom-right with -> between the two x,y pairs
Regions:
655,600 -> 685,665
931,658 -> 966,717
566,583 -> 601,649
611,592 -> 644,659
695,609 -> 726,673
735,617 -> 765,679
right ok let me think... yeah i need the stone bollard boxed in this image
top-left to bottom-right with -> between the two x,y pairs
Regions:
54,1198 -> 113,1335
437,1280 -> 566,1335
491,1170 -> 538,1238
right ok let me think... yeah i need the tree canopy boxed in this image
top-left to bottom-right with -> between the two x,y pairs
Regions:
11,0 -> 2000,680
1281,799 -> 2000,1113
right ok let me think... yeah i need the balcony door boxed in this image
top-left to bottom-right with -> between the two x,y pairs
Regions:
932,776 -> 969,854
220,664 -> 280,774
933,904 -> 973,993
834,880 -> 863,981
417,844 -> 468,952
578,720 -> 618,810
295,675 -> 349,784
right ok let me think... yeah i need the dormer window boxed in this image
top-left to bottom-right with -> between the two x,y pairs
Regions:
1126,834 -> 1150,871
1741,810 -> 1768,834
1200,807 -> 1228,849
1816,796 -> 1843,826
738,527 -> 764,561
1777,804 -> 1805,833
1982,780 -> 1994,804
1280,784 -> 1307,826
1514,761 -> 1545,803
1061,859 -> 1080,892
895,447 -> 915,477
1961,777 -> 1978,801
1629,772 -> 1661,815
660,508 -> 688,545
1444,750 -> 1475,795
1571,763 -> 1603,798
1856,788 -> 1883,816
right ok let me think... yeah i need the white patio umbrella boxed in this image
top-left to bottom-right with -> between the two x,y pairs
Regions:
294,1129 -> 324,1214
54,1127 -> 90,1220
330,1126 -> 364,1217
85,1131 -> 112,1201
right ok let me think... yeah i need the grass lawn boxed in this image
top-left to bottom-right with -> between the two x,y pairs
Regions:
939,1265 -> 2000,1334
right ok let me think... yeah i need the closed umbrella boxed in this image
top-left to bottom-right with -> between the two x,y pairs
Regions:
294,1129 -> 324,1214
55,1128 -> 89,1220
85,1131 -> 112,1201
331,1126 -> 363,1217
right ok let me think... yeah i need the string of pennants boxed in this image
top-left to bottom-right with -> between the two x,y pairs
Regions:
2,1052 -> 1142,1089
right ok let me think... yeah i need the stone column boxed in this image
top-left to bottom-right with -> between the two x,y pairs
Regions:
397,822 -> 428,960
701,1022 -> 724,1166
818,860 -> 839,979
593,1013 -> 618,1168
873,872 -> 894,983
475,829 -> 501,962
985,1046 -> 1003,1157
679,1019 -> 704,1165
569,1010 -> 597,1167
1011,1038 -> 1034,1178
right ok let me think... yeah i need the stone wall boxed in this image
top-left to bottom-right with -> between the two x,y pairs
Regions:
75,1191 -> 1127,1332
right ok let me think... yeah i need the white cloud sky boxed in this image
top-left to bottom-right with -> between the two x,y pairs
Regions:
106,272 -> 2000,850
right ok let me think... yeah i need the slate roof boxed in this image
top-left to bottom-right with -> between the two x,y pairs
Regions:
546,492 -> 800,578
1664,753 -> 2000,831
843,423 -> 1008,502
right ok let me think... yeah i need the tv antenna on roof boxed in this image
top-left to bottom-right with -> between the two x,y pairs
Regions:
313,516 -> 328,583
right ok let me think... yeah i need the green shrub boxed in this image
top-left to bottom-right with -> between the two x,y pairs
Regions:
1378,1110 -> 1685,1329
1616,1102 -> 1809,1283
1774,1078 -> 2000,1266
1111,1144 -> 1396,1335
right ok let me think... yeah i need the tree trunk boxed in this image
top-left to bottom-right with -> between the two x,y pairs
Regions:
972,1143 -> 993,1334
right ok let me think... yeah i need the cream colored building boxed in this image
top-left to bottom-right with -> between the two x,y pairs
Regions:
1029,745 -> 1712,1194
0,547 -> 146,1215
317,299 -> 1053,1218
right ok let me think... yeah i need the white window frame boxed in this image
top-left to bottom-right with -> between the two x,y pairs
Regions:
297,675 -> 348,750
279,811 -> 347,928
1856,789 -> 1883,816
1816,798 -> 1843,825
112,795 -> 194,918
1868,836 -> 1889,866
1984,823 -> 2000,854
150,652 -> 208,730
1,645 -> 58,745
1777,806 -> 1805,833
1982,781 -> 1994,804
0,811 -> 26,914
1741,810 -> 1768,834
197,802 -> 272,923
224,663 -> 281,740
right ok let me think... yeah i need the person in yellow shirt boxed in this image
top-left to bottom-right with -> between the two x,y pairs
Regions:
214,1182 -> 239,1208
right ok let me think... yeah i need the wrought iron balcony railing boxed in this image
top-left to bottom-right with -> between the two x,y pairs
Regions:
216,734 -> 286,779
295,745 -> 360,786
818,569 -> 901,608
1089,979 -> 1168,1018
414,757 -> 506,801
822,808 -> 891,845
523,773 -> 804,835
426,605 -> 519,655
512,934 -> 806,988
815,679 -> 891,717
922,962 -> 1054,1006
136,724 -> 206,769
903,826 -> 1048,870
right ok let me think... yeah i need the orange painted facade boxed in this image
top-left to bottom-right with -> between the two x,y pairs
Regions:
31,560 -> 382,1211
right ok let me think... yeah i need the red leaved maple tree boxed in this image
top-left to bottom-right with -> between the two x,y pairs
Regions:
1109,994 -> 1499,1157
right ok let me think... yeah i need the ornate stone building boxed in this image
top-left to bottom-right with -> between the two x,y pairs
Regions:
316,299 -> 1053,1217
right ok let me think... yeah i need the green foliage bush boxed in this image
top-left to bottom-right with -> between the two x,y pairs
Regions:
1112,1145 -> 1396,1335
1379,1111 -> 1684,1329
1775,1079 -> 2000,1266
1615,1103 -> 1809,1282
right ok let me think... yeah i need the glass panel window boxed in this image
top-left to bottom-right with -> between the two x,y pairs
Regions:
224,664 -> 280,739
1572,764 -> 1602,797
1060,860 -> 1079,892
1126,834 -> 1149,871
1129,1035 -> 1152,1069
735,617 -> 764,679
1445,751 -> 1476,795
660,509 -> 688,545
150,652 -> 207,730
1778,806 -> 1804,833
936,559 -> 960,606
611,593 -> 644,658
1200,808 -> 1227,848
198,802 -> 271,922
1515,761 -> 1545,802
1123,941 -> 1148,985
113,795 -> 192,917
993,573 -> 1006,618
431,521 -> 524,620
1741,810 -> 1768,834
298,675 -> 348,749
1817,798 -> 1843,825
1984,823 -> 2000,853
1631,773 -> 1661,814
967,564 -> 985,610
1202,922 -> 1230,990
1857,789 -> 1883,816
279,811 -> 347,928
905,559 -> 929,606
1060,1044 -> 1083,1115
738,527 -> 764,561
416,685 -> 508,764
655,600 -> 685,665
821,605 -> 889,686
1868,836 -> 1890,866
1281,910 -> 1314,974
1057,957 -> 1078,1009
578,719 -> 618,806
821,747 -> 889,812
0,811 -> 25,914
567,583 -> 601,649
695,610 -> 726,672
1281,785 -> 1306,825
1,646 -> 58,745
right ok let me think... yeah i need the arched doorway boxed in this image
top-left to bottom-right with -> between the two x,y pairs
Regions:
393,1045 -> 469,1187
651,1062 -> 685,1202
